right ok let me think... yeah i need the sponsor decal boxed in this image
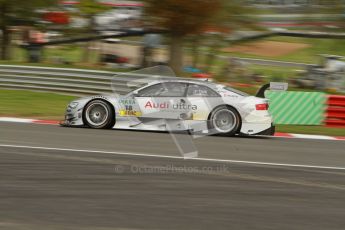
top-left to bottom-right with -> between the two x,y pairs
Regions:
118,99 -> 142,116
119,110 -> 142,116
144,101 -> 198,110
119,104 -> 142,117
119,99 -> 136,105
91,95 -> 108,100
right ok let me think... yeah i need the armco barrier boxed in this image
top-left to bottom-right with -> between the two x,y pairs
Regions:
266,91 -> 326,125
0,64 -> 204,96
0,65 -> 174,96
0,65 -> 117,95
325,95 -> 345,127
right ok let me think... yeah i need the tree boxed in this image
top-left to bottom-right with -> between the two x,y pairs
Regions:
144,0 -> 255,74
202,0 -> 256,73
75,0 -> 111,63
144,0 -> 222,73
0,0 -> 57,60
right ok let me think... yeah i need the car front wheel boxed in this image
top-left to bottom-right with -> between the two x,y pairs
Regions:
83,100 -> 115,129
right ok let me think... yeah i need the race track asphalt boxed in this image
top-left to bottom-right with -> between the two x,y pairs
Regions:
0,122 -> 345,230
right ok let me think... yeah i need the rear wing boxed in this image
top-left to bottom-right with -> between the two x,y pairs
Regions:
256,82 -> 288,98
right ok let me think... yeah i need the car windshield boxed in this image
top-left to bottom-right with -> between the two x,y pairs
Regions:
136,82 -> 188,97
224,86 -> 249,96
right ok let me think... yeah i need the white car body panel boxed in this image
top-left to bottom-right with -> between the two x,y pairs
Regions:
63,80 -> 274,135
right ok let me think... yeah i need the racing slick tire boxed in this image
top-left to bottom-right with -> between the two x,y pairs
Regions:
208,106 -> 241,136
83,100 -> 115,129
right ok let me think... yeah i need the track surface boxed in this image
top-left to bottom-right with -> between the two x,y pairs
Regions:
1,122 -> 345,229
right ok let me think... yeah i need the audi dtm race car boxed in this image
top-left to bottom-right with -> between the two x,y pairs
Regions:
62,78 -> 283,136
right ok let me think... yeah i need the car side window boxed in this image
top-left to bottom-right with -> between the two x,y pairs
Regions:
187,84 -> 220,97
157,82 -> 187,97
137,83 -> 165,97
137,82 -> 187,97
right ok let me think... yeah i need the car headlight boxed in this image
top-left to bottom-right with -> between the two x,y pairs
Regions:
69,102 -> 79,109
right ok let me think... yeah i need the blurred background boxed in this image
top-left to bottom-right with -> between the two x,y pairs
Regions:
1,0 -> 345,91
0,0 -> 345,135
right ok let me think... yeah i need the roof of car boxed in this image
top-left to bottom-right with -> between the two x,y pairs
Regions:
149,78 -> 218,86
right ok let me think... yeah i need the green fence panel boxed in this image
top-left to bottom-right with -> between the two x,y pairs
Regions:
266,91 -> 326,125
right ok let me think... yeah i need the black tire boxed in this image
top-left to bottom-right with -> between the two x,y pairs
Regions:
83,100 -> 115,129
208,106 -> 241,136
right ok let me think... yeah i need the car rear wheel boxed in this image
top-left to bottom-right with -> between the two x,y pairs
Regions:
83,100 -> 115,129
209,106 -> 241,136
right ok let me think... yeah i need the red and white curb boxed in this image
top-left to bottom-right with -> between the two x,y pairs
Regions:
0,117 -> 60,125
274,132 -> 345,141
0,117 -> 344,141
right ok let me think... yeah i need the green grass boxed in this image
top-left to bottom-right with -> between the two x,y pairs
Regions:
222,36 -> 345,64
6,45 -> 106,70
0,89 -> 344,136
248,65 -> 301,81
0,89 -> 77,120
276,125 -> 345,136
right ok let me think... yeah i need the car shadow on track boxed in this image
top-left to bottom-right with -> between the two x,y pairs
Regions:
60,125 -> 274,140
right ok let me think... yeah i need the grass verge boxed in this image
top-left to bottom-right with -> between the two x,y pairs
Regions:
276,125 -> 345,136
0,89 -> 77,120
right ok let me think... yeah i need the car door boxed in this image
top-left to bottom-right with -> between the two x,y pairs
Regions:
186,83 -> 223,121
134,82 -> 189,120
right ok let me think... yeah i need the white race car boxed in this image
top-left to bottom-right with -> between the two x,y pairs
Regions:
62,79 -> 276,136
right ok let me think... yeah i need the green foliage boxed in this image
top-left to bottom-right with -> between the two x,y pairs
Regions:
74,0 -> 111,34
145,0 -> 255,35
211,0 -> 257,30
144,0 -> 222,36
0,0 -> 59,59
77,0 -> 111,17
0,0 -> 58,23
